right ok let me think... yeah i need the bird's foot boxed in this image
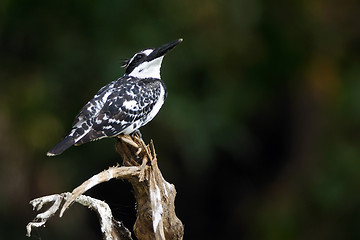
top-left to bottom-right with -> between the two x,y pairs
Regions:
132,129 -> 142,139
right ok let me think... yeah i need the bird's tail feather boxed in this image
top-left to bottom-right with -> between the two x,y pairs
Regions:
47,135 -> 75,157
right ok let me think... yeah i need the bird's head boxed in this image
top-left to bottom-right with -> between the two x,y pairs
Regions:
122,38 -> 183,79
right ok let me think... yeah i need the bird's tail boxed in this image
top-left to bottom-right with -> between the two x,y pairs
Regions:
47,135 -> 75,157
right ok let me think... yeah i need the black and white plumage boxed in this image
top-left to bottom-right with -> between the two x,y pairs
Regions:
47,39 -> 182,156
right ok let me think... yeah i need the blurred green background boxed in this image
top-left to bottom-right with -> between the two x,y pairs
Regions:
1,0 -> 360,239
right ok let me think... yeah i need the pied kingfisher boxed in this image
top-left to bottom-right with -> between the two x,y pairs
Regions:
47,39 -> 183,156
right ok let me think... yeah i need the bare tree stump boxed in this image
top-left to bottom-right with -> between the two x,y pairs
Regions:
115,135 -> 184,240
27,135 -> 184,240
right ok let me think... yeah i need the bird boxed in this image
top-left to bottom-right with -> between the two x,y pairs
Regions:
47,38 -> 183,156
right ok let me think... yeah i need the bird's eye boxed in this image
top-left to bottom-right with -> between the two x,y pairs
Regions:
135,54 -> 144,60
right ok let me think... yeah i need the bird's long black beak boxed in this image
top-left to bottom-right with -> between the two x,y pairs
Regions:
147,38 -> 183,61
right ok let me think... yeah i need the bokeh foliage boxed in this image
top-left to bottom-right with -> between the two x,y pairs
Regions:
1,0 -> 360,239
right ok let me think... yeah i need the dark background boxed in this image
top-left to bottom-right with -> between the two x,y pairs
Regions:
1,0 -> 360,239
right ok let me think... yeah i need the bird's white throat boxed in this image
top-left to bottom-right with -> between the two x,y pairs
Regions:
129,56 -> 164,79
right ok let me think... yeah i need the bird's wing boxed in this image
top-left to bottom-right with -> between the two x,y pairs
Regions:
46,78 -> 121,156
74,78 -> 163,145
71,79 -> 118,127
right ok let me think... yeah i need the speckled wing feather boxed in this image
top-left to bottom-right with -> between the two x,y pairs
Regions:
75,77 -> 166,145
47,76 -> 166,156
48,76 -> 166,156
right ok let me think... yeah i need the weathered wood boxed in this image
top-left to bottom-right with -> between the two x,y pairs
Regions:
115,135 -> 184,240
27,135 -> 184,240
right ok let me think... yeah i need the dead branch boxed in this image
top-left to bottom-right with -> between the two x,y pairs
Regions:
26,193 -> 132,240
27,135 -> 184,240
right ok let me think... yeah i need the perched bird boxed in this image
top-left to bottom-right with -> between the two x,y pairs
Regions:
47,39 -> 183,156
